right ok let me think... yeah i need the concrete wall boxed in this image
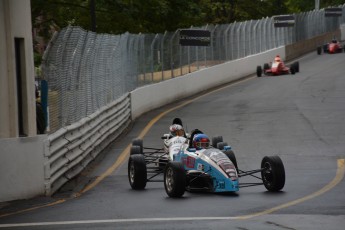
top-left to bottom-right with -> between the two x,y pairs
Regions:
0,0 -> 44,202
131,47 -> 286,120
285,30 -> 341,61
0,135 -> 46,202
0,0 -> 36,138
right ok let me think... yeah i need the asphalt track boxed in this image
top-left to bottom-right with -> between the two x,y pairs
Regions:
0,51 -> 345,229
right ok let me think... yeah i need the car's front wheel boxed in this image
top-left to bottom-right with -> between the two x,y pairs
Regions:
261,156 -> 285,191
256,65 -> 262,77
317,46 -> 322,55
128,154 -> 147,189
164,162 -> 186,197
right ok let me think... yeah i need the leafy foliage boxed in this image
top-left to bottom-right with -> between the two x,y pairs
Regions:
31,0 -> 345,36
31,0 -> 344,67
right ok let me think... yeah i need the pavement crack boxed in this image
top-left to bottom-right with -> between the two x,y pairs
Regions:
266,221 -> 296,230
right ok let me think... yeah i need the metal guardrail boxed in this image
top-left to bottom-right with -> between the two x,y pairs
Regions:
44,94 -> 131,195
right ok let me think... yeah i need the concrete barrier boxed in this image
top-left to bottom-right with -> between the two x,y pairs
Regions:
285,30 -> 341,61
131,47 -> 285,120
0,135 -> 46,202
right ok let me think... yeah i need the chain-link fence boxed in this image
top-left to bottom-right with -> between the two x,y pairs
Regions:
42,6 -> 345,133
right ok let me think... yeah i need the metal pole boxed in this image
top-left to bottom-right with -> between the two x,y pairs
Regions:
170,31 -> 178,78
315,0 -> 320,10
90,0 -> 96,32
161,31 -> 167,81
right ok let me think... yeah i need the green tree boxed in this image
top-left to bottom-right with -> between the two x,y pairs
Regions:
285,0 -> 345,13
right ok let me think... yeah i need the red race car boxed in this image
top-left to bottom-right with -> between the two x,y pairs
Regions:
317,39 -> 344,54
256,55 -> 299,77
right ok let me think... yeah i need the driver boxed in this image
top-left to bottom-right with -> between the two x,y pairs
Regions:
167,124 -> 187,160
192,134 -> 210,150
274,55 -> 281,63
169,124 -> 185,137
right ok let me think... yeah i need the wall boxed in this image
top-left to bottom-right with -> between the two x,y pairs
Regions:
0,0 -> 36,138
0,0 -> 44,202
285,30 -> 341,61
131,47 -> 286,120
0,135 -> 46,202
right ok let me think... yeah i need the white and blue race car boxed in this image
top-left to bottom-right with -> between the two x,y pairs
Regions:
128,119 -> 285,198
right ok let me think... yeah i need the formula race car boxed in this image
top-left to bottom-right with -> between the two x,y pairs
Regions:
128,118 -> 285,197
317,39 -> 344,54
256,55 -> 299,77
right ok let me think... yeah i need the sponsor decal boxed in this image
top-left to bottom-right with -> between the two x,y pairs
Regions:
325,7 -> 342,17
183,156 -> 196,168
179,29 -> 211,46
273,15 -> 295,27
218,181 -> 225,189
204,149 -> 237,179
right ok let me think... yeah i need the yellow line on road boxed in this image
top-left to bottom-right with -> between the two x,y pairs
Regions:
236,159 -> 345,220
0,199 -> 66,218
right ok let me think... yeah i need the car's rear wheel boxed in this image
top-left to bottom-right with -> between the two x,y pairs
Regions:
256,66 -> 262,77
164,162 -> 186,197
158,158 -> 169,170
224,149 -> 238,173
172,118 -> 183,126
130,145 -> 142,155
290,64 -> 296,75
263,63 -> 270,71
261,156 -> 285,191
128,154 -> 147,189
217,141 -> 228,150
132,138 -> 143,153
212,136 -> 223,148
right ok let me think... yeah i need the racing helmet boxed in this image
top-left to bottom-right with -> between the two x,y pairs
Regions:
169,124 -> 185,137
192,134 -> 210,150
274,55 -> 281,62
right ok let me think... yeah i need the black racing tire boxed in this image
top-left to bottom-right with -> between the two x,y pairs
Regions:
164,161 -> 186,197
317,46 -> 322,55
294,61 -> 299,72
224,149 -> 238,173
212,136 -> 223,148
263,63 -> 270,71
261,156 -> 285,192
256,65 -> 262,77
172,118 -> 183,126
217,142 -> 228,150
290,64 -> 296,75
128,154 -> 147,189
130,145 -> 143,155
158,158 -> 169,170
132,138 -> 143,153
323,44 -> 328,53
